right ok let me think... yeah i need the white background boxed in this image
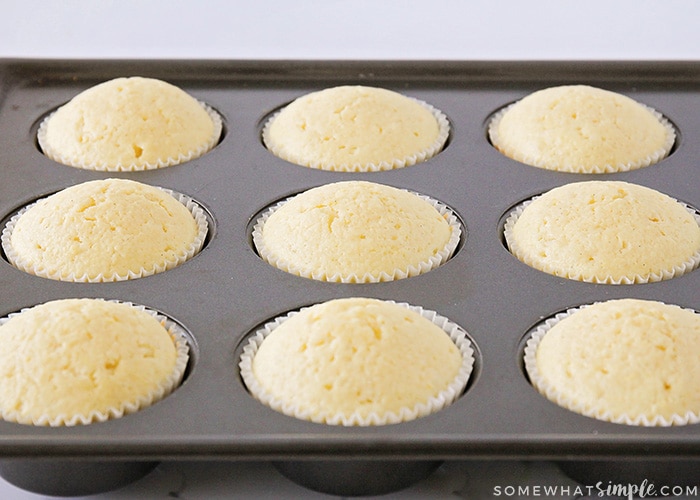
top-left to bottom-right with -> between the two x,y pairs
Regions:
0,1 -> 699,498
2,0 -> 700,61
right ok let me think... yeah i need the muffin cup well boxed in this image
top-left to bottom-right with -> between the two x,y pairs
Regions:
503,196 -> 700,284
273,459 -> 443,497
239,300 -> 475,426
0,459 -> 160,497
1,188 -> 209,283
262,97 -> 450,172
37,102 -> 223,172
0,300 -> 190,427
487,101 -> 676,174
523,303 -> 700,427
252,191 -> 462,283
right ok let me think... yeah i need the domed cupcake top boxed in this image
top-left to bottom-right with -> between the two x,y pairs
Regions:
38,76 -> 221,171
240,297 -> 474,426
3,178 -> 207,282
0,298 -> 189,426
504,181 -> 700,283
489,85 -> 675,173
253,180 -> 460,282
525,298 -> 700,426
263,85 -> 449,171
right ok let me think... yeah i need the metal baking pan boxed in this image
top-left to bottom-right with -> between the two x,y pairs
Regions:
0,59 -> 698,496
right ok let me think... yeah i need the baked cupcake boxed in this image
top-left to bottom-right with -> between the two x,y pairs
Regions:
488,85 -> 675,173
38,76 -> 222,171
262,85 -> 449,172
239,297 -> 474,426
524,298 -> 700,426
2,178 -> 208,282
504,181 -> 700,284
252,181 -> 461,282
0,298 -> 189,426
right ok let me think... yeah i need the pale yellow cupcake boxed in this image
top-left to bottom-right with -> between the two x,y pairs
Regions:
504,181 -> 700,284
2,178 -> 208,282
252,181 -> 461,282
263,85 -> 449,172
38,76 -> 222,171
488,85 -> 675,173
239,297 -> 474,426
0,298 -> 189,426
524,298 -> 700,426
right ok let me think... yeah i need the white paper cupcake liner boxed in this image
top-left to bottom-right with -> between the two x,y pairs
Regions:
239,300 -> 475,426
1,188 -> 208,283
262,97 -> 450,172
524,303 -> 700,427
252,190 -> 462,283
0,299 -> 190,427
503,196 -> 700,284
488,101 -> 676,174
37,101 -> 222,172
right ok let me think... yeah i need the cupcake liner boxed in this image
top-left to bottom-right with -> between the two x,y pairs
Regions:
239,300 -> 475,426
1,188 -> 208,282
262,97 -> 450,172
488,101 -> 676,174
252,190 -> 462,283
0,299 -> 190,427
503,196 -> 700,284
524,303 -> 700,427
37,101 -> 222,172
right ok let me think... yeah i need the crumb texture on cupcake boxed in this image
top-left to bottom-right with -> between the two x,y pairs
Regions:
526,298 -> 700,426
505,181 -> 700,283
0,298 -> 184,426
38,76 -> 221,170
489,85 -> 675,173
253,181 -> 459,282
4,178 -> 204,281
244,297 -> 470,425
263,85 -> 449,171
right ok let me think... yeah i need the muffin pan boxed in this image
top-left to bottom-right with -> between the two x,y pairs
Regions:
0,59 -> 698,496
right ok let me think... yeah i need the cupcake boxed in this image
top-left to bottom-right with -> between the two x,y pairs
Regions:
0,298 -> 189,426
2,178 -> 208,282
524,298 -> 700,426
488,85 -> 675,173
239,297 -> 474,426
262,85 -> 449,172
38,76 -> 222,171
252,181 -> 461,282
504,180 -> 700,284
